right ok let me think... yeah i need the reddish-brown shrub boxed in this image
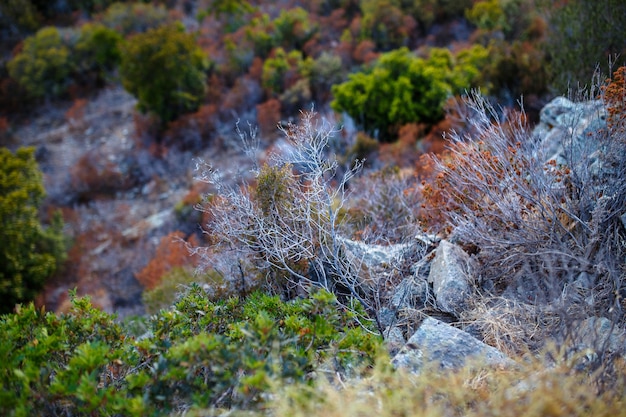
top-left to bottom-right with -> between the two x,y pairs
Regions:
256,98 -> 282,138
352,39 -> 378,64
163,103 -> 218,151
65,98 -> 88,131
135,231 -> 199,289
602,66 -> 626,134
378,123 -> 424,167
70,148 -> 135,200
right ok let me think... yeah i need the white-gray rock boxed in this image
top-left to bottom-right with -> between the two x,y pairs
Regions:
534,96 -> 607,170
427,240 -> 473,317
392,317 -> 514,373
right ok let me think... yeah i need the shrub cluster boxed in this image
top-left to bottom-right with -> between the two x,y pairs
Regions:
120,23 -> 209,127
331,46 -> 488,141
0,287 -> 380,415
420,75 -> 626,328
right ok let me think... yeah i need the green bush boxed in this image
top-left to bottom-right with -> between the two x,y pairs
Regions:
120,23 -> 209,127
7,26 -> 73,98
0,291 -> 143,416
331,46 -> 488,141
261,48 -> 310,95
0,0 -> 42,35
243,7 -> 317,59
74,22 -> 122,82
360,0 -> 413,51
100,1 -> 169,36
0,147 -> 66,313
0,286 -> 380,415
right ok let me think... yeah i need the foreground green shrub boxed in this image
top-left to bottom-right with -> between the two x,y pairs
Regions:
120,23 -> 209,127
0,286 -> 380,415
0,147 -> 66,313
0,292 -> 138,416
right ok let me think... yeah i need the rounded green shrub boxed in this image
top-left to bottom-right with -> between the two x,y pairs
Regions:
74,22 -> 122,82
7,26 -> 73,98
331,46 -> 488,141
120,23 -> 209,126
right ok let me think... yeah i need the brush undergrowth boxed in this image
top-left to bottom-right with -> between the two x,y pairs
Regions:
267,353 -> 626,417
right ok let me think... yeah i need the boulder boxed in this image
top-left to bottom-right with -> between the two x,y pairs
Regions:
533,96 -> 607,171
427,240 -> 473,317
392,317 -> 514,373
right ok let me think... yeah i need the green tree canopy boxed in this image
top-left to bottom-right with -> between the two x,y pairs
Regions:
7,26 -> 73,98
542,0 -> 626,92
331,46 -> 488,141
120,23 -> 209,127
0,147 -> 66,313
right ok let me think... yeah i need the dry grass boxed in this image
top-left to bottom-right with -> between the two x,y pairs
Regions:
267,352 -> 626,417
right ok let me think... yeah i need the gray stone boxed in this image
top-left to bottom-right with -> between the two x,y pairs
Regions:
392,317 -> 514,373
573,317 -> 626,357
384,326 -> 406,357
427,240 -> 473,317
390,276 -> 430,310
534,96 -> 607,168
377,307 -> 397,329
339,237 -> 411,268
122,209 -> 174,241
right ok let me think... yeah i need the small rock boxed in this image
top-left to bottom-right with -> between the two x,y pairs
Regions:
428,240 -> 473,317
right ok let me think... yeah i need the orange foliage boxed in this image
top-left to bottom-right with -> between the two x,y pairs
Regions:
352,39 -> 378,64
248,57 -> 264,81
135,231 -> 200,289
65,98 -> 88,130
256,98 -> 282,137
602,66 -> 626,134
378,123 -> 423,167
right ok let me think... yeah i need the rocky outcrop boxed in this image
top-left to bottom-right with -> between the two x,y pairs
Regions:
392,317 -> 514,373
534,96 -> 607,172
340,237 -> 411,269
427,240 -> 473,317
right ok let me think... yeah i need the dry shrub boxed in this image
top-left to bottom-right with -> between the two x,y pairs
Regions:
352,39 -> 378,64
345,167 -> 421,244
135,231 -> 199,290
460,296 -> 552,357
256,98 -> 282,138
602,65 -> 626,134
221,76 -> 262,115
378,123 -> 424,167
65,98 -> 88,131
70,147 -> 136,200
247,56 -> 264,81
163,103 -> 218,151
420,89 -> 626,359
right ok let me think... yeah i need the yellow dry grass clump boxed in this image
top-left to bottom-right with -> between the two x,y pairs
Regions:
267,352 -> 626,417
